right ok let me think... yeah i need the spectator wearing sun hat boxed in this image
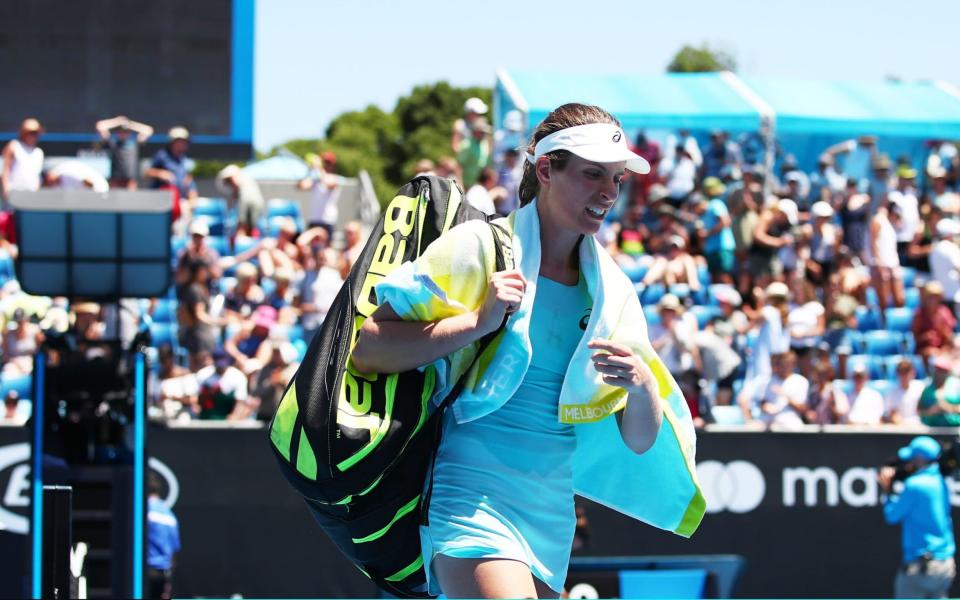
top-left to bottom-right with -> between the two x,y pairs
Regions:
147,126 -> 197,220
457,117 -> 492,187
648,293 -> 702,420
223,262 -> 264,323
738,282 -> 792,415
913,281 -> 956,371
174,220 -> 222,296
216,164 -> 264,236
1,118 -> 44,203
805,201 -> 841,289
451,96 -> 489,155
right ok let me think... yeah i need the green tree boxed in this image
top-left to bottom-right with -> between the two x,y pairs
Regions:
270,82 -> 493,207
393,82 -> 492,180
666,44 -> 737,73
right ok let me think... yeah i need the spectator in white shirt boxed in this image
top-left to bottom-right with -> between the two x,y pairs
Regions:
847,363 -> 885,425
45,159 -> 109,193
888,166 -> 920,265
757,351 -> 809,429
465,167 -> 499,216
884,358 -> 925,426
660,145 -> 697,205
298,151 -> 341,239
929,218 -> 960,311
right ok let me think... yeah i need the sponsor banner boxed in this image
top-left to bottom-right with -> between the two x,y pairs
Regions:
0,426 -> 29,598
2,425 -> 959,598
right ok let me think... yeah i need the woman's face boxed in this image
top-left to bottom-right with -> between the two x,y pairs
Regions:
541,155 -> 625,236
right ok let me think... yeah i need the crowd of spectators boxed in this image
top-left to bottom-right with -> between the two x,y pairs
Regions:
605,130 -> 960,429
1,110 -> 960,432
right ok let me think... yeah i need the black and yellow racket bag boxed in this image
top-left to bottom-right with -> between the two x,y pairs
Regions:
268,175 -> 510,597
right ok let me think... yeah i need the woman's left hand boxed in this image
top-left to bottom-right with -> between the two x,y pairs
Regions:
588,339 -> 657,396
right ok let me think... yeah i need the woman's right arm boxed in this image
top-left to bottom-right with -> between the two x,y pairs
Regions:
352,270 -> 526,373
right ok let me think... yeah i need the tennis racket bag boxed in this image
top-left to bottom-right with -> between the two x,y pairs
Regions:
268,175 -> 511,597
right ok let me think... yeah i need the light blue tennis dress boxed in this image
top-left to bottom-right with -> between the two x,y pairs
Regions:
421,275 -> 591,594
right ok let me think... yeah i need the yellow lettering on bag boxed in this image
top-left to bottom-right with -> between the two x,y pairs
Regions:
339,368 -> 381,435
353,194 -> 419,321
339,193 -> 420,433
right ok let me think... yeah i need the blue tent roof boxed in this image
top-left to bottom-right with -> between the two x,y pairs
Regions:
498,71 -> 762,133
497,70 -> 960,140
741,78 -> 960,138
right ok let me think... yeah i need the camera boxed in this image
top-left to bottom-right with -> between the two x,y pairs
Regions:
884,439 -> 960,483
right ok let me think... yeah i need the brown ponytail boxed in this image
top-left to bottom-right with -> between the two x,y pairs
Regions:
517,103 -> 620,206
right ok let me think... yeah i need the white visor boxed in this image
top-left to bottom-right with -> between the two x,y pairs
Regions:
526,123 -> 651,174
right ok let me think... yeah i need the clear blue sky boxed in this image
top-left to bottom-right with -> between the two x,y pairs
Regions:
254,0 -> 959,151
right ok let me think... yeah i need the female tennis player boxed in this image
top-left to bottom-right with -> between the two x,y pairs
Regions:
353,103 -> 702,598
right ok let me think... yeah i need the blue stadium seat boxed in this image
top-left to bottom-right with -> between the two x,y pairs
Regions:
193,197 -> 228,221
149,323 -> 179,349
846,354 -> 887,379
193,214 -> 226,237
900,331 -> 916,354
884,307 -> 915,333
863,330 -> 903,356
261,277 -> 277,296
640,283 -> 665,305
233,236 -> 260,258
900,267 -> 917,288
620,263 -> 648,283
266,215 -> 302,238
292,339 -> 308,362
1,373 -> 32,400
904,287 -> 920,309
690,305 -> 721,330
266,198 -> 302,221
150,299 -> 177,324
697,265 -> 710,289
289,324 -> 305,343
0,251 -> 15,284
832,379 -> 855,397
885,355 -> 926,380
669,284 -> 691,302
865,287 -> 879,308
854,306 -> 882,331
206,236 -> 230,257
845,330 -> 865,354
